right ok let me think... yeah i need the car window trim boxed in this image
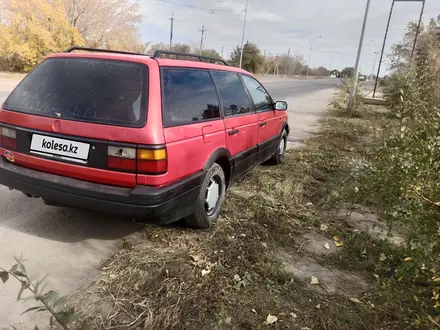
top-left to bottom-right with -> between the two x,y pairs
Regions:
3,57 -> 150,128
209,69 -> 256,119
239,74 -> 274,112
160,66 -> 222,128
208,70 -> 225,119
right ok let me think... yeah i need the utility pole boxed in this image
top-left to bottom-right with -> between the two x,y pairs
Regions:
306,36 -> 321,78
347,0 -> 371,112
275,54 -> 279,75
199,25 -> 207,55
221,46 -> 224,58
169,13 -> 174,50
286,48 -> 291,75
239,0 -> 249,69
410,0 -> 426,62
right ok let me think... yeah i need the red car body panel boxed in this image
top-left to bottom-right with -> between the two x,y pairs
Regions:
160,119 -> 226,185
224,115 -> 259,157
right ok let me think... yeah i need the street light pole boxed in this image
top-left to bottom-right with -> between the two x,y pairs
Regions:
239,0 -> 249,69
306,36 -> 321,78
347,0 -> 371,113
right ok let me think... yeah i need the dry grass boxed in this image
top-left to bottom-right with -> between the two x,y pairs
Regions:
74,107 -> 437,330
77,157 -> 313,329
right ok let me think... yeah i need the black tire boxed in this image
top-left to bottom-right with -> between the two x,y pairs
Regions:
268,130 -> 287,165
185,163 -> 226,229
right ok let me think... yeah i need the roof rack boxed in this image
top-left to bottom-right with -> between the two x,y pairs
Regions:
153,50 -> 229,66
64,46 -> 148,57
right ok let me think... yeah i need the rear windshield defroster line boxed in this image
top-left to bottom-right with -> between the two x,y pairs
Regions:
3,57 -> 149,128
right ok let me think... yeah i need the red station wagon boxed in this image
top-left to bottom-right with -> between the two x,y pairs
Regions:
0,47 -> 289,228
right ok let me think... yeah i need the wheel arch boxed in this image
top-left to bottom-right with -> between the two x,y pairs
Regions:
281,120 -> 290,136
203,148 -> 232,186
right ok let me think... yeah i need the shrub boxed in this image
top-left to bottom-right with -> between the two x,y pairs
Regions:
359,46 -> 440,283
330,78 -> 365,112
382,70 -> 420,114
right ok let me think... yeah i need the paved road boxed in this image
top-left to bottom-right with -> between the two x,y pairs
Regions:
0,91 -> 9,102
260,77 -> 338,100
0,76 -> 336,328
259,77 -> 338,148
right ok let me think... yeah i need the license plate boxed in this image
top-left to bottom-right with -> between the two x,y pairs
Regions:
30,134 -> 90,163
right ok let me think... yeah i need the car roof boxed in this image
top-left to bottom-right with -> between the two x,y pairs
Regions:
48,52 -> 252,75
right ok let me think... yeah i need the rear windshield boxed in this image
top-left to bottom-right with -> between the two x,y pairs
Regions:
3,57 -> 148,127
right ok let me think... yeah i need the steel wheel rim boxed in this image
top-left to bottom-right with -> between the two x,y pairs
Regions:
205,175 -> 221,216
279,136 -> 286,156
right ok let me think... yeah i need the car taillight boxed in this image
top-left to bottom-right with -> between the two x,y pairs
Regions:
0,127 -> 17,150
107,145 -> 167,174
107,146 -> 136,172
137,148 -> 167,174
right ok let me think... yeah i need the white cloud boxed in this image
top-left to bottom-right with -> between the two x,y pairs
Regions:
140,0 -> 440,74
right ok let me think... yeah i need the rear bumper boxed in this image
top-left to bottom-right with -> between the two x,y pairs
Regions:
0,157 -> 204,224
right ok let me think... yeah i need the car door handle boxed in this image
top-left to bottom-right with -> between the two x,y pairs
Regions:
228,129 -> 240,136
259,121 -> 267,127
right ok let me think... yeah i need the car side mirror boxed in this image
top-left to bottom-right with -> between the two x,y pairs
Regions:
274,101 -> 288,111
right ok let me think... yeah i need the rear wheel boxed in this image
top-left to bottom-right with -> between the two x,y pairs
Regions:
185,163 -> 226,229
269,129 -> 287,165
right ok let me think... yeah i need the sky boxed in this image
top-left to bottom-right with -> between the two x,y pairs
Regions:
139,0 -> 440,74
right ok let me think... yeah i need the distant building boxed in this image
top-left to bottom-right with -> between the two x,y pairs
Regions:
330,69 -> 341,78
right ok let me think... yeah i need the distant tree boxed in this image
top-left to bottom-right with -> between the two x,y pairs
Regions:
146,42 -> 192,54
311,66 -> 330,77
201,49 -> 222,59
172,43 -> 192,53
64,0 -> 142,52
300,65 -> 309,76
390,21 -> 422,73
0,0 -> 83,72
277,52 -> 305,75
146,42 -> 167,53
341,67 -> 355,78
230,42 -> 264,73
390,16 -> 440,73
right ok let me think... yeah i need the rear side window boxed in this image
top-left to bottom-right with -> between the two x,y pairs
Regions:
241,75 -> 273,111
211,71 -> 252,117
3,58 -> 148,127
162,68 -> 220,126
